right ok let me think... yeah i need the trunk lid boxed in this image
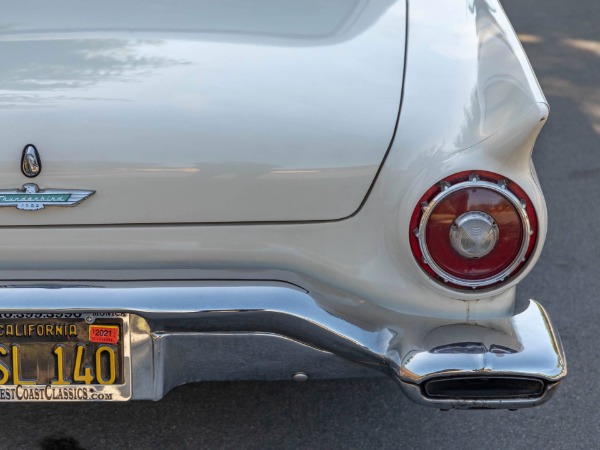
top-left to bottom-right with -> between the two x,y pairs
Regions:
0,0 -> 405,225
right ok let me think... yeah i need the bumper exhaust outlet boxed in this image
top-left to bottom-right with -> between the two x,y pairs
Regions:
423,376 -> 546,400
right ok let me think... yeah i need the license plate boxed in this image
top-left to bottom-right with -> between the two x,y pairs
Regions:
0,312 -> 131,401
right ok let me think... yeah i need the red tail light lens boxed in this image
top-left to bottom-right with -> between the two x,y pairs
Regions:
409,171 -> 537,289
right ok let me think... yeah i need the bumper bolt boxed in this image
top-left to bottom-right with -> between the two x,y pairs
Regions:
292,372 -> 308,382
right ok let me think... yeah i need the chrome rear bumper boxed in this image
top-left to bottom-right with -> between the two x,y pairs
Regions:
0,283 -> 566,409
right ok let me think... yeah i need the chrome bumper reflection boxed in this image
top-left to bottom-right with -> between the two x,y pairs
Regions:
396,300 -> 566,409
0,284 -> 565,408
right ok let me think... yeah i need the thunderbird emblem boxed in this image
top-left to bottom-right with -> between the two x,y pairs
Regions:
0,184 -> 95,211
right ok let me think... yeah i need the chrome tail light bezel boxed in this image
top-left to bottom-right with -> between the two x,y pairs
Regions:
410,171 -> 537,290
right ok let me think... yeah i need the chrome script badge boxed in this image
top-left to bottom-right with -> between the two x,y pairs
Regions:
0,184 -> 95,211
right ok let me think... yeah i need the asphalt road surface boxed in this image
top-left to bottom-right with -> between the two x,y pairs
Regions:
4,1 -> 599,448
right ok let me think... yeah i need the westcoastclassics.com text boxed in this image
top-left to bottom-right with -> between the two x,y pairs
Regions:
0,385 -> 114,401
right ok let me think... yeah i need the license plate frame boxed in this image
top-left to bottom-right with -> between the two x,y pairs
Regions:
0,312 -> 131,402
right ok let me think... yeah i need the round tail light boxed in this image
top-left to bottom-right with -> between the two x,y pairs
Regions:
409,171 -> 537,289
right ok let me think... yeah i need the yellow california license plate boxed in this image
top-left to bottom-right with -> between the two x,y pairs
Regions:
0,312 -> 131,401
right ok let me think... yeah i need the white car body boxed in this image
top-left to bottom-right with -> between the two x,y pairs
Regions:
0,0 -> 565,408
